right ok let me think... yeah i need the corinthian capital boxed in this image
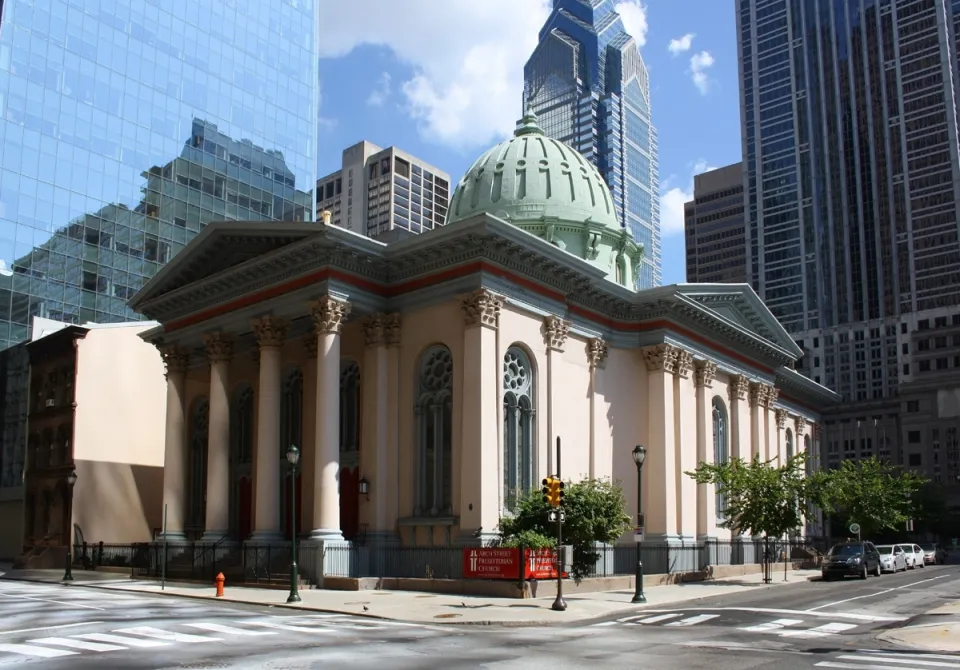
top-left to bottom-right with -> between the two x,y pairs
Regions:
586,338 -> 608,370
542,315 -> 570,351
158,344 -> 190,377
728,374 -> 749,402
309,296 -> 351,335
460,289 -> 503,328
795,418 -> 806,439
775,408 -> 788,429
251,315 -> 289,348
694,360 -> 717,388
360,314 -> 386,347
202,332 -> 234,364
765,386 -> 780,407
749,382 -> 765,408
675,350 -> 694,379
641,344 -> 679,374
384,313 -> 402,347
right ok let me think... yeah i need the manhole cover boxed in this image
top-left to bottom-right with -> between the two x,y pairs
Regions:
434,613 -> 462,619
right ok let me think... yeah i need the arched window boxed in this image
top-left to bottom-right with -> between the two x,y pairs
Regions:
804,435 -> 812,474
415,345 -> 453,517
188,398 -> 209,528
280,369 -> 303,454
232,385 -> 254,465
785,428 -> 794,461
340,360 -> 361,455
712,397 -> 729,519
41,428 -> 53,469
503,347 -> 535,511
55,425 -> 71,467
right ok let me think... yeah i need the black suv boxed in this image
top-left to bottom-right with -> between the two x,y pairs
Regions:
821,541 -> 882,580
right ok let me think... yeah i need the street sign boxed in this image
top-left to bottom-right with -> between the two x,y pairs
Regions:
547,510 -> 566,523
849,523 -> 861,535
634,525 -> 645,543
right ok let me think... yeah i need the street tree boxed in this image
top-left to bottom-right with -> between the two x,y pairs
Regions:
807,456 -> 927,538
496,478 -> 632,583
685,452 -> 811,542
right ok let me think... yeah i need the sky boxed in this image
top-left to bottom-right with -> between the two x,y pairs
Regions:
317,0 -> 742,286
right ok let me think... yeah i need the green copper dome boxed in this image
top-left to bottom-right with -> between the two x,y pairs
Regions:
447,112 -> 643,289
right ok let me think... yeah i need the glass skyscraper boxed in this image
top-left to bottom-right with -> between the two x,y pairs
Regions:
523,0 -> 661,289
0,0 -> 318,350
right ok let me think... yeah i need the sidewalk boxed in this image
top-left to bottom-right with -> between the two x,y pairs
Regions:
0,564 -> 814,626
877,600 -> 960,653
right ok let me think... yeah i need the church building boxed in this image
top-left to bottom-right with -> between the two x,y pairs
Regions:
129,113 -> 838,553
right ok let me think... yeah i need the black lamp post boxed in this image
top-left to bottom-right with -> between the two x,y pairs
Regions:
63,470 -> 78,581
631,445 -> 646,604
285,445 -> 301,604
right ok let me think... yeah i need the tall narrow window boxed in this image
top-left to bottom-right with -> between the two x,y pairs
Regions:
232,385 -> 254,464
280,369 -> 303,453
503,347 -> 535,512
785,428 -> 794,460
415,345 -> 453,517
340,360 -> 361,455
188,398 -> 209,529
712,397 -> 729,519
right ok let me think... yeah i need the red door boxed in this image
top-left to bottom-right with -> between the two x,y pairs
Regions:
339,468 -> 359,540
284,472 -> 303,540
238,477 -> 252,542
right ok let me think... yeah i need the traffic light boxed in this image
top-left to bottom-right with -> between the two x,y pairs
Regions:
541,477 -> 564,507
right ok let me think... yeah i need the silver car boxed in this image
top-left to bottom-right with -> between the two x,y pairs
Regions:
876,544 -> 908,572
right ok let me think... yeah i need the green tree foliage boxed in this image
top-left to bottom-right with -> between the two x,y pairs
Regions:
807,456 -> 927,537
686,452 -> 811,539
495,479 -> 632,583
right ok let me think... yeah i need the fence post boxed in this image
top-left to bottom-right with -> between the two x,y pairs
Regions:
517,545 -> 525,595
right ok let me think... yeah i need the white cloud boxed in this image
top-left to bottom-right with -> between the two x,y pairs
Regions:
667,33 -> 694,55
318,0 -> 552,150
660,159 -> 716,236
689,51 -> 715,94
614,1 -> 648,46
366,72 -> 392,107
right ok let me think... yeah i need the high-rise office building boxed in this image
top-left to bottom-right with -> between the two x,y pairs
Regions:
316,141 -> 450,240
736,0 -> 960,496
684,163 -> 747,284
523,0 -> 660,289
0,0 -> 319,351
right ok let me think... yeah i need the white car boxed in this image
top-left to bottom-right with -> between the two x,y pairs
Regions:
911,544 -> 926,568
897,543 -> 921,569
876,544 -> 908,572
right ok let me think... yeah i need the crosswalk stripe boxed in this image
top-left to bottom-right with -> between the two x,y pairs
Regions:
590,621 -> 618,627
782,622 -> 858,638
835,654 -> 960,668
666,614 -> 720,627
741,618 -> 804,632
859,651 -> 960,662
632,614 -> 684,624
72,633 -> 170,648
184,623 -> 277,636
240,621 -> 338,633
0,643 -> 78,658
113,626 -> 221,643
816,663 -> 907,670
28,637 -> 126,652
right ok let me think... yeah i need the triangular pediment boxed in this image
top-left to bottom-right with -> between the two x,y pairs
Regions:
675,284 -> 803,358
130,221 -> 321,309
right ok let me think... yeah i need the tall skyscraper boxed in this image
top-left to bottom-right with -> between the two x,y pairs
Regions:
736,0 -> 960,493
684,163 -> 747,284
317,141 -> 450,240
523,0 -> 661,288
0,0 -> 319,350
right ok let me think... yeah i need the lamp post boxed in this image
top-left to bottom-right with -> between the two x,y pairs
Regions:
631,445 -> 646,604
63,470 -> 78,581
285,445 -> 301,604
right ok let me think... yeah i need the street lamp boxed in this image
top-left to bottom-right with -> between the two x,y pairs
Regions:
63,470 -> 78,582
631,445 -> 646,604
285,445 -> 301,604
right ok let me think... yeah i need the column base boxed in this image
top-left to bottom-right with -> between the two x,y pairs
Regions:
307,528 -> 344,542
247,530 -> 284,544
154,531 -> 188,543
200,530 -> 230,543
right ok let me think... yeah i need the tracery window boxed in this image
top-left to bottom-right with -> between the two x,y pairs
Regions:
415,346 -> 453,516
503,347 -> 535,512
188,398 -> 209,528
712,397 -> 729,518
340,360 -> 361,454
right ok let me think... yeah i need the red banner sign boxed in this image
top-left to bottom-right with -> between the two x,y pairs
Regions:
462,548 -> 566,580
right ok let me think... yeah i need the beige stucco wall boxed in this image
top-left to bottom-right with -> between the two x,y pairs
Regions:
71,324 -> 167,543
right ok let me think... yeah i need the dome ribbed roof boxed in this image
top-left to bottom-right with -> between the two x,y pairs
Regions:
447,112 -> 621,231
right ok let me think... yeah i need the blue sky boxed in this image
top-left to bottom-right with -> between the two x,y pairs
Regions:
318,0 -> 742,285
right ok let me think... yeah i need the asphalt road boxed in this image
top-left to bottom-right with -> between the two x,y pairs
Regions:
0,563 -> 957,669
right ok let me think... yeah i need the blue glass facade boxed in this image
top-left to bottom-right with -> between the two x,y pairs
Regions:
0,0 -> 318,350
523,0 -> 661,288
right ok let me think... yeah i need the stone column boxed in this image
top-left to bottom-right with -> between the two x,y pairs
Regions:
673,350 -> 697,540
727,374 -> 750,460
250,315 -> 288,542
749,382 -> 766,461
360,314 -> 393,542
300,332 -> 318,533
543,315 -> 570,477
202,332 -> 233,542
766,386 -> 780,466
459,290 -> 503,542
641,344 -> 679,540
586,338 -> 608,480
384,315 -> 402,536
309,296 -> 351,541
694,359 -> 717,540
775,408 -> 789,466
158,345 -> 190,540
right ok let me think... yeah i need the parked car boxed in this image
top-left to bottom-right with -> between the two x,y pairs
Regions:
918,543 -> 944,565
911,544 -> 926,568
821,541 -> 883,580
875,544 -> 908,573
897,544 -> 921,569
